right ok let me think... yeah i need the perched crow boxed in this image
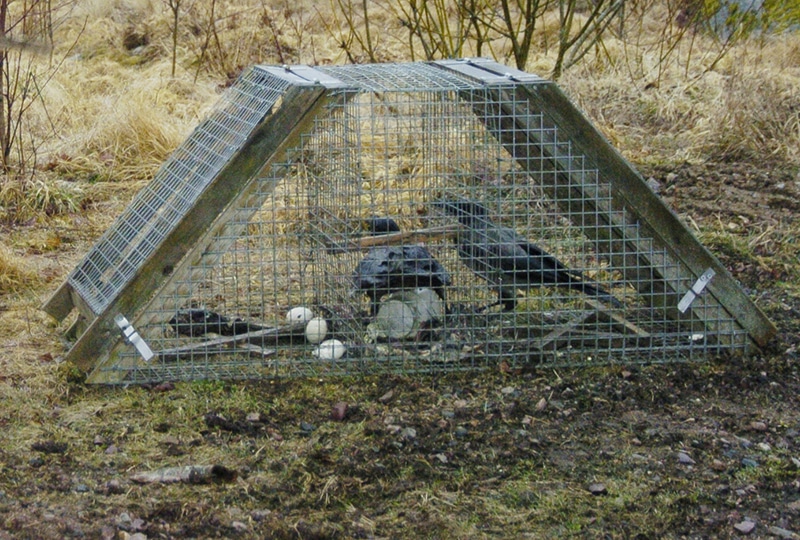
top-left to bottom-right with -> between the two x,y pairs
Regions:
352,217 -> 451,314
169,308 -> 262,337
366,217 -> 401,235
435,198 -> 620,311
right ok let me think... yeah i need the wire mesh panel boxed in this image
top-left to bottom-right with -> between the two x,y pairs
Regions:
66,66 -> 290,315
99,62 -> 750,384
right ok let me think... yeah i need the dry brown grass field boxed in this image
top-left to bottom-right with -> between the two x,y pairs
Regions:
0,0 -> 799,538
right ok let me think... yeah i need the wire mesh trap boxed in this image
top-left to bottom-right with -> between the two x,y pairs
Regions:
43,59 -> 776,384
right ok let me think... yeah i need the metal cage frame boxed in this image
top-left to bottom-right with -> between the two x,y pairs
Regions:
43,59 -> 776,384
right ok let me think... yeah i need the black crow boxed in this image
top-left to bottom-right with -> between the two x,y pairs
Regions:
366,217 -> 401,235
169,308 -> 262,337
352,217 -> 451,314
435,199 -> 620,311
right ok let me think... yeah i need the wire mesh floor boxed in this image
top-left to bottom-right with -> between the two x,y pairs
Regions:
92,63 -> 749,384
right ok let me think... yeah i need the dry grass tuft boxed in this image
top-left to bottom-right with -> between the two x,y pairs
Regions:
0,174 -> 81,223
37,58 -> 218,182
705,68 -> 800,162
560,34 -> 800,166
0,244 -> 40,295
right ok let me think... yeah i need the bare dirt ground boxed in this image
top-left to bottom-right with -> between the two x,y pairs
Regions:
0,159 -> 799,539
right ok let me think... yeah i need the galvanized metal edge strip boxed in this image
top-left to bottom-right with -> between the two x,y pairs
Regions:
431,58 -> 545,85
256,64 -> 351,89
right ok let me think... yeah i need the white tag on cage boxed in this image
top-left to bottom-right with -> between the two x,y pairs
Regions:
114,314 -> 155,362
677,268 -> 716,313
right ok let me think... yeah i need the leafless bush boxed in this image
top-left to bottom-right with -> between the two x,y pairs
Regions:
0,0 -> 84,222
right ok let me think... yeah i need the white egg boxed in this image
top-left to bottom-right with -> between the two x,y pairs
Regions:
305,317 -> 328,343
286,306 -> 314,324
313,339 -> 346,360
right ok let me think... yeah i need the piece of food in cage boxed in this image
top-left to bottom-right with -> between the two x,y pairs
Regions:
352,217 -> 451,315
367,287 -> 446,340
286,306 -> 315,323
304,317 -> 329,344
435,198 -> 621,311
313,339 -> 346,360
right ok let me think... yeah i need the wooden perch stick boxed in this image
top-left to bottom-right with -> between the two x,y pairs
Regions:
325,224 -> 462,253
584,298 -> 650,337
157,322 -> 304,360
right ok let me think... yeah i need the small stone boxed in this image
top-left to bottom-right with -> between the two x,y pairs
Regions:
246,412 -> 262,423
441,409 -> 455,419
588,483 -> 607,495
231,521 -> 248,533
535,397 -> 547,412
733,520 -> 756,534
788,500 -> 800,512
74,483 -> 90,493
299,422 -> 315,433
768,526 -> 797,539
105,479 -> 124,494
130,534 -> 147,540
741,458 -> 759,468
93,435 -> 105,446
161,435 -> 180,446
501,386 -> 516,395
378,390 -> 394,404
432,453 -> 448,464
331,402 -> 348,421
455,426 -> 468,438
105,445 -> 119,455
251,509 -> 272,521
677,451 -> 696,465
100,525 -> 115,540
711,459 -> 727,471
28,456 -> 45,467
738,436 -> 753,448
400,427 -> 417,440
757,442 -> 771,452
750,421 -> 768,432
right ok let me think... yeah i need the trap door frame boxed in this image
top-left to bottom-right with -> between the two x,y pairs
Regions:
64,69 -> 344,384
432,58 -> 776,350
